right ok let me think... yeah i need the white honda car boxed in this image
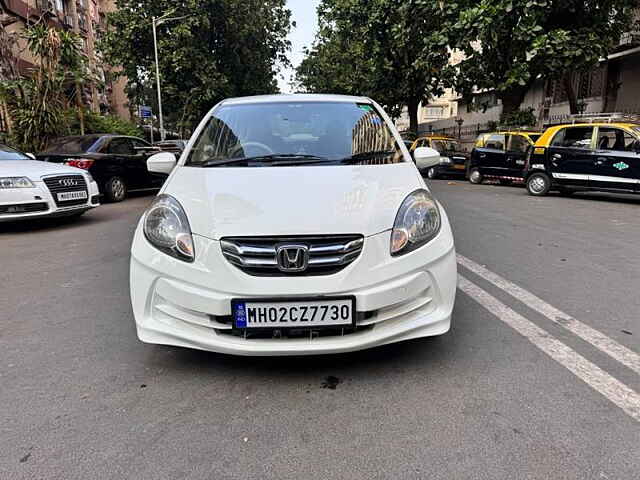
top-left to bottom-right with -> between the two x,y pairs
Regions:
130,94 -> 457,356
0,144 -> 99,222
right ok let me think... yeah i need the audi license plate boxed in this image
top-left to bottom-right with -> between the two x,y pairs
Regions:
57,191 -> 87,201
232,297 -> 355,329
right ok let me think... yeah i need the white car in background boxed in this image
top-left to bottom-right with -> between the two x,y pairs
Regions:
0,144 -> 99,222
130,94 -> 456,356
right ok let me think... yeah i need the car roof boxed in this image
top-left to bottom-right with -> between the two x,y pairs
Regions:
417,135 -> 456,140
535,122 -> 639,147
219,94 -> 372,106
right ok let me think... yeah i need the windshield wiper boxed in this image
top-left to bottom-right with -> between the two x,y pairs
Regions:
333,150 -> 397,164
200,154 -> 329,168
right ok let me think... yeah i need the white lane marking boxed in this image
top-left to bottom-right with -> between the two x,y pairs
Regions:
458,276 -> 640,422
457,254 -> 640,376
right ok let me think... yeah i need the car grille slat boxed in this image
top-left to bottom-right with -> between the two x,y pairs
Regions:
221,235 -> 364,276
43,175 -> 88,207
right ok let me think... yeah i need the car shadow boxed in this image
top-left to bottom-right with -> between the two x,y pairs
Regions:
553,191 -> 640,206
143,331 -> 456,383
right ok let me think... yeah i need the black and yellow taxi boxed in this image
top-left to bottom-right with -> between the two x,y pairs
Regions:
410,135 -> 469,178
467,130 -> 542,184
524,115 -> 640,196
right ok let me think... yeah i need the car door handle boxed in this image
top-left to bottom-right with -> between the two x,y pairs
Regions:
479,153 -> 486,159
552,153 -> 562,160
595,157 -> 607,166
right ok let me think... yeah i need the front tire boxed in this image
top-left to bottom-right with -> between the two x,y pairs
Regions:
104,176 -> 127,202
469,168 -> 483,184
427,167 -> 438,180
526,172 -> 551,196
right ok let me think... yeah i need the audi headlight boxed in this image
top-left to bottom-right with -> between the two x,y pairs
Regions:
143,194 -> 195,262
439,157 -> 452,165
0,177 -> 34,189
390,190 -> 441,256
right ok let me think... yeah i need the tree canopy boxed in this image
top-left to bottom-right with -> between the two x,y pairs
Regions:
454,0 -> 638,115
296,0 -> 457,134
101,0 -> 293,133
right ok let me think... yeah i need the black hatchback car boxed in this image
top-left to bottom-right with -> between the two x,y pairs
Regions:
467,130 -> 541,184
37,135 -> 164,202
524,119 -> 640,196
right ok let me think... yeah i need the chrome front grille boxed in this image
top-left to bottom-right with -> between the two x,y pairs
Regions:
220,235 -> 364,276
43,175 -> 88,207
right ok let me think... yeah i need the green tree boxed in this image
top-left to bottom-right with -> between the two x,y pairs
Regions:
455,0 -> 637,115
100,0 -> 292,133
0,24 -> 88,151
296,0 -> 456,134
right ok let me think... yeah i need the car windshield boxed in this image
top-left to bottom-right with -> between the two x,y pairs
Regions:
42,136 -> 100,154
0,144 -> 30,161
431,140 -> 460,152
186,101 -> 403,167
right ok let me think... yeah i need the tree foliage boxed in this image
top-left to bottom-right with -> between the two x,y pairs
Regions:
100,0 -> 293,133
455,0 -> 638,115
0,24 -> 88,151
296,0 -> 456,134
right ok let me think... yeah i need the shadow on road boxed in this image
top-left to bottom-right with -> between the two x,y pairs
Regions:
142,332 -> 456,385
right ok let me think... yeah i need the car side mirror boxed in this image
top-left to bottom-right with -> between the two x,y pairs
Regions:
26,153 -> 36,160
413,146 -> 441,168
147,151 -> 176,174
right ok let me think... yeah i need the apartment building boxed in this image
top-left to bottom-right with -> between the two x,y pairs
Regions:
0,0 -> 131,133
419,26 -> 640,138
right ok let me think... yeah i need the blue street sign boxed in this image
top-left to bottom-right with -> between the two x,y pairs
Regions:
139,106 -> 152,118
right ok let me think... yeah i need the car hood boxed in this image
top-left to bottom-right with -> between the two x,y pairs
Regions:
0,160 -> 86,180
164,163 -> 426,239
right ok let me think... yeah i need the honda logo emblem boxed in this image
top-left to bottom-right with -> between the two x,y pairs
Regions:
276,244 -> 309,272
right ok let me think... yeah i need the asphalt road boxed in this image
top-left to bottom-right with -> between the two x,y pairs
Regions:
1,182 -> 639,479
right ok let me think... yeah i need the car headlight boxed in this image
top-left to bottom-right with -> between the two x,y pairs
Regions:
390,190 -> 441,256
0,177 -> 35,189
143,194 -> 195,262
439,157 -> 451,165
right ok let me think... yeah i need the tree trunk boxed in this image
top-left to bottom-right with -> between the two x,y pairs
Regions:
407,98 -> 419,136
562,73 -> 579,114
498,85 -> 529,118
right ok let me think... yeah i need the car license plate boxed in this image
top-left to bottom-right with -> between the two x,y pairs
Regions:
57,191 -> 87,201
232,297 -> 355,329
454,164 -> 466,170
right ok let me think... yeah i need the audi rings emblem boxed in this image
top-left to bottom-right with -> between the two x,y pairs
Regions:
59,178 -> 79,187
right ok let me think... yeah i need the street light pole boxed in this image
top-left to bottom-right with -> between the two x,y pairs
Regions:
152,16 -> 164,141
152,12 -> 189,142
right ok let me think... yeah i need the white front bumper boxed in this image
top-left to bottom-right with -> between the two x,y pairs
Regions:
130,216 -> 457,356
0,180 -> 100,222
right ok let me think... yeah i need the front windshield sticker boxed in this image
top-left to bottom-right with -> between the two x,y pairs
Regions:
357,104 -> 374,112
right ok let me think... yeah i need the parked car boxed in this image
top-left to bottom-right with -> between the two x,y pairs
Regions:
524,115 -> 640,197
130,94 -> 456,356
467,130 -> 542,184
410,135 -> 469,179
37,134 -> 166,202
0,143 -> 99,222
153,139 -> 188,156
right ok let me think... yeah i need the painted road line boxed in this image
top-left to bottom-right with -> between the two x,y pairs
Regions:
458,276 -> 640,422
457,254 -> 640,376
